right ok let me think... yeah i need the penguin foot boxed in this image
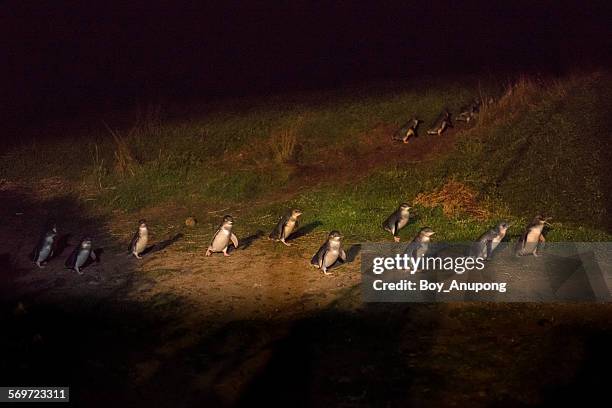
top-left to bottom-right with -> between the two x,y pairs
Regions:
205,249 -> 212,257
323,270 -> 332,275
393,237 -> 401,243
281,240 -> 292,247
36,262 -> 44,269
75,269 -> 83,275
133,253 -> 142,259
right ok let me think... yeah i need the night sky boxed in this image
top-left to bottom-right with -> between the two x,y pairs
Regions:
3,1 -> 612,125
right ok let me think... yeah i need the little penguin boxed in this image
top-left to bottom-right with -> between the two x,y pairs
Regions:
470,222 -> 509,260
128,219 -> 148,259
392,118 -> 422,144
206,215 -> 239,257
310,230 -> 347,275
269,209 -> 303,246
515,215 -> 551,257
65,237 -> 97,274
427,110 -> 453,136
32,222 -> 58,268
382,203 -> 411,242
405,227 -> 435,261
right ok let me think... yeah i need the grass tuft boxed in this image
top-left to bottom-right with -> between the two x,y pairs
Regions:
414,180 -> 490,220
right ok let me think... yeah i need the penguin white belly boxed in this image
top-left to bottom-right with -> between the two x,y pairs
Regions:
323,249 -> 339,268
397,217 -> 409,231
76,249 -> 90,268
491,236 -> 503,252
38,243 -> 53,262
283,219 -> 296,239
135,235 -> 148,254
525,229 -> 541,243
211,229 -> 231,251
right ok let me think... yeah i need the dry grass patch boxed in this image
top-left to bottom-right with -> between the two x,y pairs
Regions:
414,179 -> 490,220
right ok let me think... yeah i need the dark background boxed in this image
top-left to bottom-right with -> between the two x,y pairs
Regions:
3,0 -> 612,126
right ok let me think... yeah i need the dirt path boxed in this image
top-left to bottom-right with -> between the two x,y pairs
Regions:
2,126 -> 611,406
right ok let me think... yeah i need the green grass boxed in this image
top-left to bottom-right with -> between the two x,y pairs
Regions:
2,72 -> 610,242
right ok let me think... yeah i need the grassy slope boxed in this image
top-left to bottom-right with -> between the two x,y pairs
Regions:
1,72 -> 610,243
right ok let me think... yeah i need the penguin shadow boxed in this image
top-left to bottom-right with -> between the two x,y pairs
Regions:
346,244 -> 361,263
288,221 -> 323,242
53,233 -> 72,258
143,233 -> 184,255
93,248 -> 104,263
239,230 -> 265,251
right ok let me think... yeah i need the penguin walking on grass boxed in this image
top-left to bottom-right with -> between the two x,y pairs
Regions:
405,228 -> 435,271
470,222 -> 509,260
392,119 -> 422,144
515,215 -> 551,257
311,231 -> 347,275
269,209 -> 303,246
206,215 -> 239,257
32,221 -> 58,268
382,203 -> 411,242
65,237 -> 96,274
427,110 -> 453,136
128,219 -> 148,259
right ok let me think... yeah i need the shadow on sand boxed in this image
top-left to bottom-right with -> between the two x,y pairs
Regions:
288,221 -> 323,241
142,233 -> 184,256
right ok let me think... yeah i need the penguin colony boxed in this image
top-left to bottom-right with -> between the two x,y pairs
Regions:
30,102 -> 552,274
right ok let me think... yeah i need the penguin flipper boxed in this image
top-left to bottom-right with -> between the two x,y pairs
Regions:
339,249 -> 347,262
90,250 -> 97,261
128,231 -> 139,253
311,244 -> 326,266
486,240 -> 494,259
230,233 -> 239,248
273,215 -> 290,240
382,215 -> 395,234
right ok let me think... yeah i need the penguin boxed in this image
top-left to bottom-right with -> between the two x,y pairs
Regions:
32,222 -> 58,268
206,215 -> 239,257
128,219 -> 148,259
455,99 -> 481,123
310,230 -> 347,275
382,203 -> 411,242
470,222 -> 510,260
427,110 -> 453,136
269,209 -> 303,246
405,227 -> 435,264
65,237 -> 96,274
392,118 -> 422,144
515,215 -> 551,257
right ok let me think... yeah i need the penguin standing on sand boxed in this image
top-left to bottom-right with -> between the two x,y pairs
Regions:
515,215 -> 551,257
65,237 -> 96,274
470,222 -> 509,260
128,219 -> 148,259
427,110 -> 453,136
311,231 -> 347,275
382,203 -> 411,242
206,215 -> 239,257
269,209 -> 303,246
405,227 -> 435,261
32,222 -> 58,268
392,119 -> 422,144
